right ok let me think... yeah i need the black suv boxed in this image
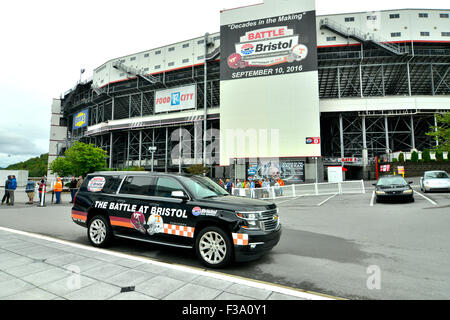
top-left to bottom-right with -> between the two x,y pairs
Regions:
72,171 -> 281,268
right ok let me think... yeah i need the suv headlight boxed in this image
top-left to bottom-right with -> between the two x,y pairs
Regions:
375,190 -> 385,195
403,189 -> 413,194
236,212 -> 261,230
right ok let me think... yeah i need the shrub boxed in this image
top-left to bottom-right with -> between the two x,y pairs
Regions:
411,151 -> 419,162
422,149 -> 431,162
392,158 -> 398,162
398,153 -> 405,162
435,150 -> 444,162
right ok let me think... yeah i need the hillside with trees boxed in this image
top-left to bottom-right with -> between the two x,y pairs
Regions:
4,153 -> 48,177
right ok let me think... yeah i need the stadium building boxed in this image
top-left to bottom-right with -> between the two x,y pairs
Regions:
48,2 -> 450,183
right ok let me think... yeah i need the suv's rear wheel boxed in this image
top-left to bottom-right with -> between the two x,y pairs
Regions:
195,226 -> 232,268
88,215 -> 113,248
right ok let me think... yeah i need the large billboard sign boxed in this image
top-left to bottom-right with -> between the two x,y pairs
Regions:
73,109 -> 88,129
220,12 -> 317,81
220,0 -> 321,166
155,85 -> 196,113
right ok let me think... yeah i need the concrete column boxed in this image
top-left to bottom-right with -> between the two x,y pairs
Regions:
138,130 -> 142,167
109,132 -> 113,168
362,115 -> 368,166
165,127 -> 168,173
339,114 -> 344,158
384,116 -> 390,154
410,115 -> 416,150
407,61 -> 412,96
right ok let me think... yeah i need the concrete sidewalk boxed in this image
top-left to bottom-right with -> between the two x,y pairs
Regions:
0,227 -> 335,300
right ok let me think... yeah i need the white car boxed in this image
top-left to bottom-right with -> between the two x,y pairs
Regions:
420,171 -> 450,192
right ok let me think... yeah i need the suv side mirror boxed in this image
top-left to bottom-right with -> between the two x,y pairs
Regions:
408,181 -> 413,184
372,183 -> 377,186
171,190 -> 189,200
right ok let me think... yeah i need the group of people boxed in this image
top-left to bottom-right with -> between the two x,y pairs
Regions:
218,177 -> 285,198
1,175 -> 18,206
1,175 -> 83,206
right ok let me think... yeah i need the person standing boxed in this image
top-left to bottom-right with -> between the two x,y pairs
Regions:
69,176 -> 78,203
7,175 -> 17,206
25,178 -> 36,204
1,175 -> 11,205
76,176 -> 83,190
53,177 -> 63,204
38,177 -> 47,206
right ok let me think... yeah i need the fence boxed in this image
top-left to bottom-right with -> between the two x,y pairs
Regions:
231,180 -> 366,200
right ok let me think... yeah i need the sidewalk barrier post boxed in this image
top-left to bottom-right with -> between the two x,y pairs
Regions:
40,185 -> 46,207
292,184 -> 296,197
361,180 -> 366,194
338,182 -> 342,194
315,183 -> 319,196
270,187 -> 275,199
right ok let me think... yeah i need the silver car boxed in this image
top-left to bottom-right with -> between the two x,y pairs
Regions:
420,171 -> 450,192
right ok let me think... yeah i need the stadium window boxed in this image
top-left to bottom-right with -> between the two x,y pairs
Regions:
344,17 -> 354,22
168,62 -> 174,67
389,14 -> 400,19
155,50 -> 161,55
213,36 -> 220,41
326,36 -> 336,41
120,59 -> 125,63
197,55 -> 204,60
155,65 -> 161,69
182,43 -> 189,48
367,15 -> 377,20
442,32 -> 450,37
197,39 -> 205,44
182,58 -> 189,63
391,32 -> 401,37
120,73 -> 125,76
130,57 -> 136,61
168,47 -> 175,52
144,53 -> 150,58
143,67 -> 149,72
420,31 -> 430,36
440,13 -> 449,18
418,13 -> 428,18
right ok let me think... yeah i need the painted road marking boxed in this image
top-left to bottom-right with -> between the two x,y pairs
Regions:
317,193 -> 338,206
0,226 -> 339,300
370,191 -> 375,207
275,196 -> 303,205
415,191 -> 437,205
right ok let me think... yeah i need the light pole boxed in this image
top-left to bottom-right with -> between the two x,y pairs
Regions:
149,146 -> 157,172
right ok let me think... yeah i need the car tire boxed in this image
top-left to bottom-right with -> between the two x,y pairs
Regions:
195,226 -> 233,269
88,215 -> 113,248
410,197 -> 415,203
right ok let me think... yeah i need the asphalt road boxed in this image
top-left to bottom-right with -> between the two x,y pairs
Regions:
1,180 -> 449,300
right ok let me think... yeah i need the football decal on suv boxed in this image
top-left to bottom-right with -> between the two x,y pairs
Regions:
147,213 -> 164,235
130,211 -> 146,234
192,206 -> 202,216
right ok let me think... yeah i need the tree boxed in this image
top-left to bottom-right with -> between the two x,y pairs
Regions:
426,112 -> 450,152
398,153 -> 405,162
435,150 -> 444,162
49,142 -> 108,177
186,164 -> 210,175
411,151 -> 419,162
422,149 -> 431,162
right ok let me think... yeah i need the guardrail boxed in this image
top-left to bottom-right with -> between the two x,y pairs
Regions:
231,180 -> 365,200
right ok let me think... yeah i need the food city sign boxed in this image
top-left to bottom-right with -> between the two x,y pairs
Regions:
220,11 -> 317,81
73,109 -> 88,129
154,85 -> 196,113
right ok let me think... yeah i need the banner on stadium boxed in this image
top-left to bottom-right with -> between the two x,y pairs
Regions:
220,11 -> 317,81
73,109 -> 88,129
154,85 -> 196,113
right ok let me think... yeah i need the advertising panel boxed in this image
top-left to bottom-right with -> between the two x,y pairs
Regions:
248,160 -> 305,183
220,11 -> 317,81
154,85 -> 196,113
73,109 -> 88,129
219,0 -> 321,166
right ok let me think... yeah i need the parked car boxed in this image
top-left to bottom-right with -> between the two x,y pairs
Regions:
420,170 -> 450,193
373,175 -> 414,203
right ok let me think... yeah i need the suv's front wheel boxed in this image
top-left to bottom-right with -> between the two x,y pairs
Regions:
88,215 -> 113,248
195,226 -> 232,268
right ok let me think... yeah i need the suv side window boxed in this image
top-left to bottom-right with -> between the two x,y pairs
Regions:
80,175 -> 121,194
154,177 -> 185,198
119,176 -> 156,196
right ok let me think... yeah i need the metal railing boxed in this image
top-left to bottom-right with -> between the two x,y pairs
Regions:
231,180 -> 366,200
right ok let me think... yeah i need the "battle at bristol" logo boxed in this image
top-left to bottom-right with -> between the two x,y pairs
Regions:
227,26 -> 308,69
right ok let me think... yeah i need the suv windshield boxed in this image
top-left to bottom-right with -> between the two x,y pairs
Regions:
178,176 -> 229,199
425,171 -> 449,179
377,176 -> 408,186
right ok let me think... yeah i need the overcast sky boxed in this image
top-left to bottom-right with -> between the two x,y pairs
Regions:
0,0 -> 447,167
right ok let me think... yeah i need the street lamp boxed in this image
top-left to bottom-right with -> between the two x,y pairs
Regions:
149,146 -> 157,172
